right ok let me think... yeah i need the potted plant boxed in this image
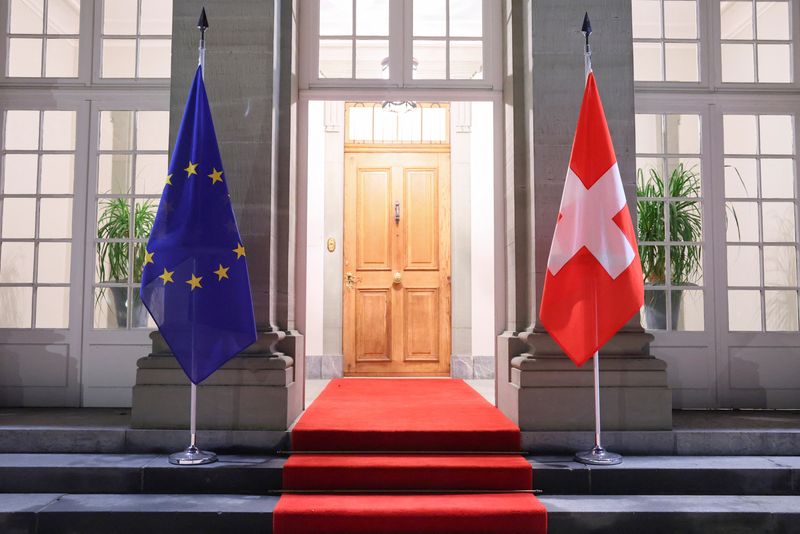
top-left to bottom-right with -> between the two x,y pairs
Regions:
96,198 -> 157,327
637,163 -> 702,329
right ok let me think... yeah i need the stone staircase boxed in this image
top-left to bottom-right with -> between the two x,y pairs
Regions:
0,453 -> 797,533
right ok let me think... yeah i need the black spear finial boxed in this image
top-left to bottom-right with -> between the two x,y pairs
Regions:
582,12 -> 592,53
198,7 -> 209,31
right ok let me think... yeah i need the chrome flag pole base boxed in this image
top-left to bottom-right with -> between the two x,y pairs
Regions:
575,446 -> 623,466
168,445 -> 218,466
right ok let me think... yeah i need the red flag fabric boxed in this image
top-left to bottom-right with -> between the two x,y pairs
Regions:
539,72 -> 644,366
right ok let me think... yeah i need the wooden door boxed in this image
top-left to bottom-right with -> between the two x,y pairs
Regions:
343,152 -> 451,376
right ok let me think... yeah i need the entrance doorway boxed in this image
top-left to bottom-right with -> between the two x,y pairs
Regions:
342,152 -> 451,376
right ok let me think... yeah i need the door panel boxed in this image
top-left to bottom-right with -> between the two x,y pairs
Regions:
344,152 -> 450,376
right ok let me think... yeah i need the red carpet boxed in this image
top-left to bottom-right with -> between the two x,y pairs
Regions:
274,379 -> 547,533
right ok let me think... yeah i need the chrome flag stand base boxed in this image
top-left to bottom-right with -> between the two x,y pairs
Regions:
169,383 -> 218,466
574,351 -> 623,466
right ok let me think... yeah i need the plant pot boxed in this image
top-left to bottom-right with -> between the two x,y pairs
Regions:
109,287 -> 149,328
644,290 -> 683,330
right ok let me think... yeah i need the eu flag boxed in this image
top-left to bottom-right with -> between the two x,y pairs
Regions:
140,66 -> 257,384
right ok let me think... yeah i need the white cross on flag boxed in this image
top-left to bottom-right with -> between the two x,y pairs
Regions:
539,70 -> 644,367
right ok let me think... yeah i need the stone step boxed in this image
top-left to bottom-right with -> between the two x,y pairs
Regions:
0,454 -> 797,496
0,493 -> 797,533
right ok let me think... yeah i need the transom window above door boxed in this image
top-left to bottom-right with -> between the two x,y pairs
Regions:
303,0 -> 500,89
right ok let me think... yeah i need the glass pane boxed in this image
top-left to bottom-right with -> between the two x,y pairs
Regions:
760,159 -> 795,198
99,111 -> 134,150
94,287 -> 128,328
757,44 -> 792,83
47,0 -> 81,34
397,107 -> 422,142
140,0 -> 172,34
135,111 -> 169,151
133,197 -> 157,239
726,201 -> 759,241
38,198 -> 72,238
671,245 -> 703,284
9,0 -> 44,33
3,154 -> 38,194
37,242 -> 71,283
756,1 -> 790,39
727,245 -> 760,285
664,0 -> 697,38
728,289 -> 762,330
320,0 -> 352,36
42,111 -> 76,150
40,154 -> 75,194
135,154 -> 168,195
98,154 -> 132,194
44,38 -> 79,77
638,202 -> 666,241
2,198 -> 37,238
97,198 -> 131,240
637,158 -> 665,189
356,0 -> 389,36
0,242 -> 35,283
665,114 -> 700,154
319,39 -> 352,78
35,286 -> 70,328
723,115 -> 758,154
421,107 -> 447,142
762,202 -> 796,242
413,0 -> 446,36
669,201 -> 702,241
95,242 -> 130,283
763,246 -> 797,286
675,289 -> 704,331
765,290 -> 799,331
413,40 -> 446,79
724,158 -> 758,198
640,245 -> 666,285
347,106 -> 373,141
131,290 -> 155,328
0,287 -> 33,328
759,115 -> 794,155
8,38 -> 43,77
633,42 -> 663,81
450,40 -> 483,80
632,0 -> 662,38
667,158 -> 701,196
102,39 -> 137,78
643,289 -> 667,329
103,0 -> 138,34
721,43 -> 755,82
373,107 -> 398,142
721,1 -> 754,39
665,43 -> 699,82
138,39 -> 172,78
355,39 -> 389,79
635,114 -> 664,154
450,0 -> 482,37
4,110 -> 40,150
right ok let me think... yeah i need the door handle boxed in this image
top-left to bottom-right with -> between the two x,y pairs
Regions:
345,271 -> 360,290
394,201 -> 400,224
393,272 -> 402,285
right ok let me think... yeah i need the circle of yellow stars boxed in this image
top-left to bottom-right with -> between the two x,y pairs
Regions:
149,160 -> 241,290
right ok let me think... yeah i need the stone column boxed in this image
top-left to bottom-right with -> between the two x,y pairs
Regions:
131,0 -> 303,431
496,0 -> 672,432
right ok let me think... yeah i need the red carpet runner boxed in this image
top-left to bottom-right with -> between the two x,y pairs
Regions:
274,379 -> 547,534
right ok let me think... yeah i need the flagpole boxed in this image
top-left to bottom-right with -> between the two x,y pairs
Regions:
574,12 -> 622,467
169,6 -> 217,466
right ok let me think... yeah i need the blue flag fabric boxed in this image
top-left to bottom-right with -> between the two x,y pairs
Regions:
140,66 -> 257,384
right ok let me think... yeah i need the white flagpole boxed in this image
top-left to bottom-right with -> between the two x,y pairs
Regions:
169,6 -> 217,466
574,12 -> 622,466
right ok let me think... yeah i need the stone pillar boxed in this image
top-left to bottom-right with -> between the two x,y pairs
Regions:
131,0 -> 303,431
496,0 -> 672,432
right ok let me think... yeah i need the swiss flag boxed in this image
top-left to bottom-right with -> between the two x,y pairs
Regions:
539,71 -> 644,366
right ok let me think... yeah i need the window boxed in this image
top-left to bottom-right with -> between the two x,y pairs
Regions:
92,110 -> 167,328
636,113 -> 705,331
632,0 -> 700,82
101,0 -> 172,79
723,114 -> 798,331
345,102 -> 449,145
0,109 -> 76,327
720,0 -> 793,83
318,0 -> 389,79
6,0 -> 81,77
412,0 -> 483,80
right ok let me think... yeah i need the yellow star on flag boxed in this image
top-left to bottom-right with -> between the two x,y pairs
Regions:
185,273 -> 203,290
165,174 -> 173,185
184,161 -> 199,177
233,243 -> 246,259
143,250 -> 155,266
213,264 -> 230,281
208,168 -> 224,185
158,268 -> 175,285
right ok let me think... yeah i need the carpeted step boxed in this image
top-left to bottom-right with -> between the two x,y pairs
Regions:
273,493 -> 547,534
291,379 -> 521,452
283,454 -> 532,491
